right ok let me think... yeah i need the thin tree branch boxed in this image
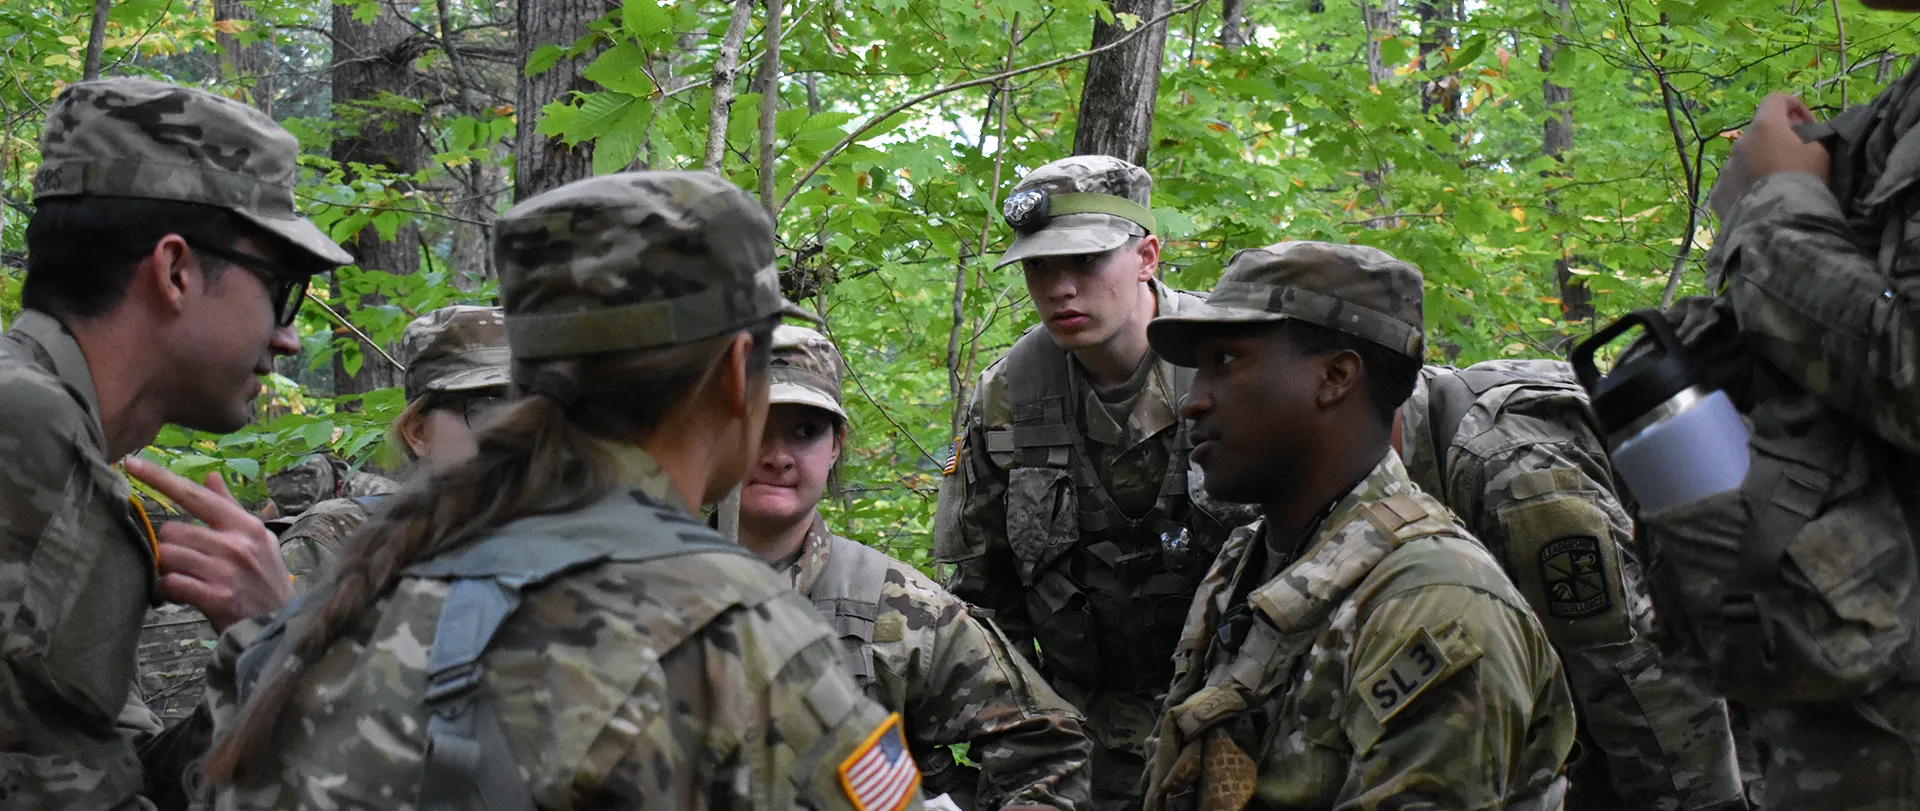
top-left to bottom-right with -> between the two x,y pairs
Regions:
1831,0 -> 1849,106
704,0 -> 756,173
83,0 -> 111,80
776,0 -> 1207,214
756,0 -> 784,213
306,296 -> 406,372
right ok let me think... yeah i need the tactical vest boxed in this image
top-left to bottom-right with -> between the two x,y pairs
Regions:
1146,489 -> 1565,811
807,532 -> 981,801
1413,360 -> 1606,489
235,489 -> 753,811
994,311 -> 1251,694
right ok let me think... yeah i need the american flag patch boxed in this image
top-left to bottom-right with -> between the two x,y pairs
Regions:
838,713 -> 920,811
940,437 -> 961,476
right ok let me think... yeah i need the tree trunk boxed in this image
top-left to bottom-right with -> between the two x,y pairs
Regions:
1541,0 -> 1590,324
1072,0 -> 1171,165
1219,0 -> 1247,51
1416,0 -> 1457,121
330,1 -> 423,396
516,0 -> 606,201
1360,0 -> 1398,227
82,0 -> 110,80
214,0 -> 273,113
756,0 -> 784,213
704,0 -> 757,173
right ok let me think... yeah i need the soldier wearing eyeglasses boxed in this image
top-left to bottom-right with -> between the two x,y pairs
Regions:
0,78 -> 349,810
276,305 -> 511,591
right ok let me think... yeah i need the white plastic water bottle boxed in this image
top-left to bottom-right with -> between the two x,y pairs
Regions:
1572,310 -> 1751,514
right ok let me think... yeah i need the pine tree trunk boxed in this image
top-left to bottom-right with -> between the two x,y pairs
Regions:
214,0 -> 274,113
331,1 -> 423,396
1072,0 -> 1171,165
516,0 -> 606,201
1542,0 -> 1590,324
1416,0 -> 1457,121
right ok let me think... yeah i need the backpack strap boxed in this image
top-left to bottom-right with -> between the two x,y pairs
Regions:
400,488 -> 752,811
1424,368 -> 1476,471
810,535 -> 893,686
1003,326 -> 1077,469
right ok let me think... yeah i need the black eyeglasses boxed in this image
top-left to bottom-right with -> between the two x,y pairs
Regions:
188,241 -> 310,327
435,394 -> 509,429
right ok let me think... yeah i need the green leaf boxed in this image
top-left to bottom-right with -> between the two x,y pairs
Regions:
1452,35 -> 1488,68
301,421 -> 333,450
566,92 -> 641,143
583,42 -> 657,96
524,45 -> 565,77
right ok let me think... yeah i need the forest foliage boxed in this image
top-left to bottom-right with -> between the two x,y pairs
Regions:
0,0 -> 1912,565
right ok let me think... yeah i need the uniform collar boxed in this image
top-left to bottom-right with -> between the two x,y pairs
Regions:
9,309 -> 109,456
781,512 -> 836,596
590,439 -> 695,515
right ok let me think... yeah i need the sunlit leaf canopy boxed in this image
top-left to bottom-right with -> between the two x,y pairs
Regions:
0,0 -> 1911,563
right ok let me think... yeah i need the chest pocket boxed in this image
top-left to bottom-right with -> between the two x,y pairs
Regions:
1005,465 -> 1081,585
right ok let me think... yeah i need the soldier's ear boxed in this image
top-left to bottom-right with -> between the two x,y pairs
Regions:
1134,235 -> 1161,282
134,233 -> 196,316
1315,348 -> 1365,411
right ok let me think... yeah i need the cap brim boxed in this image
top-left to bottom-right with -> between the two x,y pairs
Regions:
768,383 -> 848,421
233,208 -> 353,268
994,225 -> 1134,269
1146,302 -> 1292,367
423,366 -> 512,395
778,300 -> 825,326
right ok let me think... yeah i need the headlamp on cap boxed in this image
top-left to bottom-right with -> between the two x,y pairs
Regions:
1001,188 -> 1157,235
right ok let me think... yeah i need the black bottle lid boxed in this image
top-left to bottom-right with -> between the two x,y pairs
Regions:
1571,308 -> 1698,437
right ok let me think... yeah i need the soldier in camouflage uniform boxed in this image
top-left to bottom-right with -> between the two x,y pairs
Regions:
262,453 -> 396,522
0,78 -> 347,809
1396,362 -> 1744,810
1139,241 -> 1577,811
199,172 -> 923,811
276,305 -> 510,588
935,156 -> 1255,809
740,325 -> 1092,810
1604,12 -> 1920,805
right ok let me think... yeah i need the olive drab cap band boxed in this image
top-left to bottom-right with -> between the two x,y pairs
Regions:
493,171 -> 819,360
1147,240 -> 1427,365
995,155 -> 1155,269
32,77 -> 352,267
398,305 -> 510,402
768,325 -> 847,421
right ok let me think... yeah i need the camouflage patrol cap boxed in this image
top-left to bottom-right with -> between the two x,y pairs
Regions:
398,305 -> 509,402
267,453 -> 340,516
995,155 -> 1155,269
1147,241 -> 1425,365
33,77 -> 352,267
769,325 -> 847,421
494,171 -> 818,360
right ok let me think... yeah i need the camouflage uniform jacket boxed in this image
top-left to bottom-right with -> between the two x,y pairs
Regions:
276,497 -> 375,590
785,514 -> 1093,810
935,281 -> 1257,807
1399,362 -> 1743,810
1143,451 -> 1576,811
0,309 -> 205,810
209,443 -> 921,811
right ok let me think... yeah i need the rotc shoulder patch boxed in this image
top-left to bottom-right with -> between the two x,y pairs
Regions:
1538,534 -> 1610,618
839,712 -> 920,811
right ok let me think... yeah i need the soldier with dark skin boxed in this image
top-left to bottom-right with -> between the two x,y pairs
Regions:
1140,241 -> 1576,811
935,156 -> 1255,809
0,78 -> 347,810
740,325 -> 1092,811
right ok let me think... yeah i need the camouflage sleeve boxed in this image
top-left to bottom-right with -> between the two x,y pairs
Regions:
1459,441 -> 1743,809
1713,170 -> 1920,454
880,566 -> 1092,810
588,587 -> 925,810
933,382 -> 1033,650
0,374 -> 153,808
1338,583 -> 1575,811
275,499 -> 370,591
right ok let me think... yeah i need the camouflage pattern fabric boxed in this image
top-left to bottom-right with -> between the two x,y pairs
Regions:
771,325 -> 849,420
493,171 -> 817,361
397,305 -> 510,402
34,77 -> 348,266
208,442 -> 917,811
995,155 -> 1155,269
1145,240 -> 1427,364
1399,362 -> 1745,811
1142,452 -> 1578,811
0,311 -> 171,809
264,454 -> 335,517
275,498 -> 373,590
935,282 -> 1256,811
785,515 -> 1093,810
343,470 -> 396,498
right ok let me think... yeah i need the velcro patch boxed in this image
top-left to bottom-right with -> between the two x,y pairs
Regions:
1359,626 -> 1471,725
839,713 -> 920,811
